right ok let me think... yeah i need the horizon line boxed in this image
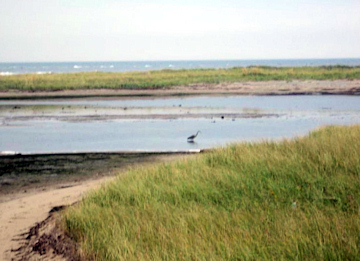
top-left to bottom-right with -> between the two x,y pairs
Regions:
1,57 -> 360,64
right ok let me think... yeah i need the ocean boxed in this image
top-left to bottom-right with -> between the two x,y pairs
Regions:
0,58 -> 360,76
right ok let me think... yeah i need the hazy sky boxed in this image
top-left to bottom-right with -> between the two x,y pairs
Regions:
1,0 -> 359,62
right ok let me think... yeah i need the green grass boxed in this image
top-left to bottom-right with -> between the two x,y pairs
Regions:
63,125 -> 360,260
1,66 -> 360,91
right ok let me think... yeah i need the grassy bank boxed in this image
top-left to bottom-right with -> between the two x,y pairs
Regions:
63,125 -> 360,260
1,66 -> 360,91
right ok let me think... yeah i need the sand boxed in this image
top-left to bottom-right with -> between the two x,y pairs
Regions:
0,177 -> 110,260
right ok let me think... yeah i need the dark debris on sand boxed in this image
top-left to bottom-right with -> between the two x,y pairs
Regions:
11,205 -> 79,261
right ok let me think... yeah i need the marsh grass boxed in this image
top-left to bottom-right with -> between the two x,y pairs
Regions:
63,125 -> 360,260
1,66 -> 360,91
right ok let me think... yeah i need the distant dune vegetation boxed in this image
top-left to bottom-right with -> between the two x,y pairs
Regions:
1,66 -> 360,91
63,125 -> 360,260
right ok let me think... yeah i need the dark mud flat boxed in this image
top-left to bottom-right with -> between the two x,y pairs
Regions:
0,152 -> 187,198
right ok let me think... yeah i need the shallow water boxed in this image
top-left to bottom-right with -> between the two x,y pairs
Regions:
1,95 -> 360,153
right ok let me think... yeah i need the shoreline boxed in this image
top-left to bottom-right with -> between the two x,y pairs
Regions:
1,80 -> 360,100
0,152 -> 195,260
1,79 -> 360,259
0,152 -> 198,201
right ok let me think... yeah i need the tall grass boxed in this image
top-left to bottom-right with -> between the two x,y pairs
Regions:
63,125 -> 360,260
1,66 -> 360,91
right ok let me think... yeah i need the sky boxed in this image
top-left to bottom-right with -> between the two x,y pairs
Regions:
0,0 -> 359,62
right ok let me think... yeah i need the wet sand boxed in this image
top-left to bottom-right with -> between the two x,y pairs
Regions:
1,80 -> 360,99
0,104 -> 277,122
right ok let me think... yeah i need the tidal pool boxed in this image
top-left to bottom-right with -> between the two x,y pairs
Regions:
1,95 -> 360,153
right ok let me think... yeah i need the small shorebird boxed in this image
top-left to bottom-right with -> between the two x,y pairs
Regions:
187,131 -> 201,143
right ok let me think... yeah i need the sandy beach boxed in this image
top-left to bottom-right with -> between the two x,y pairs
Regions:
0,176 -> 109,260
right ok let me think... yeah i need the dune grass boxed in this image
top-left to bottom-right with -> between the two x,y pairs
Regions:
1,66 -> 360,91
63,125 -> 360,260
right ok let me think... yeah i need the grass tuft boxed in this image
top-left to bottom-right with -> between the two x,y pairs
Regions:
63,125 -> 360,260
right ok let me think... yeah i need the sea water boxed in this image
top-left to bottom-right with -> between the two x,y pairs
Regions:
1,58 -> 360,75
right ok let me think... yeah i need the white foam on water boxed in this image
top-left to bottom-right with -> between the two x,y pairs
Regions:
36,71 -> 52,75
73,65 -> 82,69
0,72 -> 15,76
0,151 -> 20,155
145,64 -> 151,68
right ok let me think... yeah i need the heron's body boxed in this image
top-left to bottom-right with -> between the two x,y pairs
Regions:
187,131 -> 201,142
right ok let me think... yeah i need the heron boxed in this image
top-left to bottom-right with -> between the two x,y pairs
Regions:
187,131 -> 201,142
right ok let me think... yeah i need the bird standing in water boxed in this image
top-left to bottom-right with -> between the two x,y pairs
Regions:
187,131 -> 201,143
